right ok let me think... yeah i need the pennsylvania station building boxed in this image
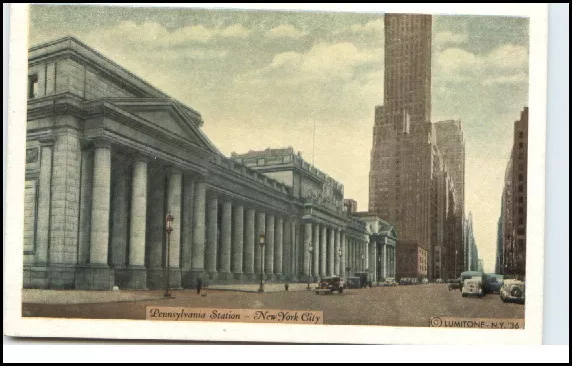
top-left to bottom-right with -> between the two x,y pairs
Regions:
23,37 -> 396,290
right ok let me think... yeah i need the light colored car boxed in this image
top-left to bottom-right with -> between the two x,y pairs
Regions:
421,278 -> 429,284
500,280 -> 525,303
462,277 -> 484,298
382,278 -> 397,286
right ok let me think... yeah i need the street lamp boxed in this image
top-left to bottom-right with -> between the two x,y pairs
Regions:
307,246 -> 314,290
258,233 -> 266,293
164,213 -> 174,298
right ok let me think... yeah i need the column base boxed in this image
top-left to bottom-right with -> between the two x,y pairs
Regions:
242,273 -> 256,282
274,273 -> 284,282
181,269 -> 208,289
169,268 -> 182,289
75,264 -> 114,290
114,266 -> 148,289
265,273 -> 277,282
23,264 -> 49,289
206,271 -> 219,285
233,272 -> 244,281
217,272 -> 233,283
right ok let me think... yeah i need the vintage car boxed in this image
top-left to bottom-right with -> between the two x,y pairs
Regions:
345,276 -> 361,289
381,278 -> 398,287
462,277 -> 484,298
447,279 -> 463,291
435,278 -> 444,284
500,280 -> 525,303
315,276 -> 344,295
483,274 -> 504,294
421,278 -> 429,284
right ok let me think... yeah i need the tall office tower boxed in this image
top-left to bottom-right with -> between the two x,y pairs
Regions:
369,14 -> 434,253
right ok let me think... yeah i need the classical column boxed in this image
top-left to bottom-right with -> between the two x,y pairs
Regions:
341,231 -> 346,278
255,211 -> 266,274
383,244 -> 387,278
320,225 -> 327,277
78,140 -> 113,290
282,218 -> 290,279
312,223 -> 320,278
77,147 -> 93,266
364,239 -> 370,273
89,141 -> 111,266
180,177 -> 194,268
274,216 -> 283,278
205,194 -> 218,276
265,213 -> 275,278
110,158 -> 129,269
191,180 -> 206,286
166,168 -> 182,287
290,221 -> 297,279
232,203 -> 244,279
126,157 -> 147,288
334,229 -> 341,276
219,199 -> 233,279
35,139 -> 54,266
180,176 -> 194,288
243,207 -> 255,278
328,228 -> 335,276
303,222 -> 312,277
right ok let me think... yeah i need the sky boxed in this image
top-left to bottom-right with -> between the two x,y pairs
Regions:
28,5 -> 529,273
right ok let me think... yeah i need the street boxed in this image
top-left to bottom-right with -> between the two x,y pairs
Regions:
23,284 -> 524,327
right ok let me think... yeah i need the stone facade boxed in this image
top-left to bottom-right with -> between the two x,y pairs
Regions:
22,37 -> 373,290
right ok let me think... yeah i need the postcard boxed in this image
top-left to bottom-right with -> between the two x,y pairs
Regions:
4,3 -> 548,345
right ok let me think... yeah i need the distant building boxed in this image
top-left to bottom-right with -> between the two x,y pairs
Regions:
368,13 -> 465,282
344,199 -> 358,214
353,213 -> 398,282
396,240 -> 428,280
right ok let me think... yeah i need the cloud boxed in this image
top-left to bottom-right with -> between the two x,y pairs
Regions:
434,31 -> 468,47
436,44 -> 528,85
81,21 -> 251,47
266,24 -> 308,39
262,42 -> 382,81
336,19 -> 384,35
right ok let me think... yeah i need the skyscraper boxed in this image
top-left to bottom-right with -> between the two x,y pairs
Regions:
369,13 -> 433,252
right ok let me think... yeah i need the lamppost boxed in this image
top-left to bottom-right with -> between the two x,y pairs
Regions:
164,213 -> 174,298
307,245 -> 313,290
258,233 -> 266,293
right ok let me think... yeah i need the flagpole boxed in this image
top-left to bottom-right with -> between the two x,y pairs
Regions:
312,120 -> 316,166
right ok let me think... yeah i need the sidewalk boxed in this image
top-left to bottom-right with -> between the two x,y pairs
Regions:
207,282 -> 316,293
22,289 -> 167,305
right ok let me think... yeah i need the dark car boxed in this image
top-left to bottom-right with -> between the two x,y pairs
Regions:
483,274 -> 504,294
447,279 -> 463,291
345,277 -> 361,289
315,276 -> 344,295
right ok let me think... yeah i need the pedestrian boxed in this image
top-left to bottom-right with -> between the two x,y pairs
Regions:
285,282 -> 289,292
368,280 -> 372,288
196,277 -> 202,295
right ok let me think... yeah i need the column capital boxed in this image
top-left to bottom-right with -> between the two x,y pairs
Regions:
165,166 -> 183,176
92,138 -> 112,150
39,137 -> 55,147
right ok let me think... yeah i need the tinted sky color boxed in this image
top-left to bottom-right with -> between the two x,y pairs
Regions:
28,5 -> 529,272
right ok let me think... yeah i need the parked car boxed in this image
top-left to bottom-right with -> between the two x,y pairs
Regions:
448,279 -> 462,291
462,277 -> 484,298
436,278 -> 444,284
315,276 -> 344,295
345,276 -> 361,289
500,279 -> 525,304
382,278 -> 398,287
421,278 -> 429,284
483,274 -> 504,294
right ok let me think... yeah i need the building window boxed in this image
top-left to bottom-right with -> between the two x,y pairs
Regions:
519,218 -> 524,225
519,206 -> 524,214
518,174 -> 523,181
518,185 -> 524,193
519,142 -> 524,149
519,132 -> 524,139
28,74 -> 39,99
518,196 -> 524,203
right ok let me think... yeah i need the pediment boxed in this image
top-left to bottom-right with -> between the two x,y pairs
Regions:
108,99 -> 220,154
